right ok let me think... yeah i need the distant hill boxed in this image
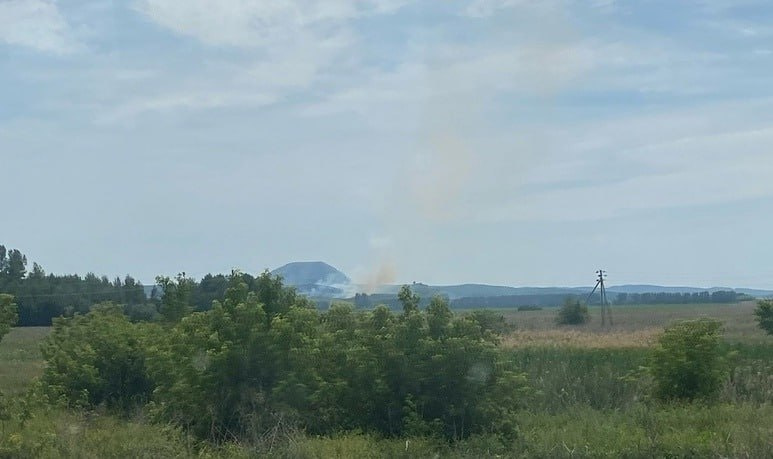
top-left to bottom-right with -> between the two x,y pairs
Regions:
271,261 -> 351,298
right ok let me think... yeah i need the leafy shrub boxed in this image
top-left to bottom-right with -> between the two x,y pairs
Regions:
650,318 -> 728,401
36,276 -> 528,443
517,305 -> 542,311
40,304 -> 158,412
147,279 -> 528,441
466,309 -> 512,335
0,294 -> 18,342
754,299 -> 773,335
556,298 -> 589,325
123,303 -> 161,322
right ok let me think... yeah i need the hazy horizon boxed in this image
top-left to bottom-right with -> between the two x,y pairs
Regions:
3,1 -> 773,289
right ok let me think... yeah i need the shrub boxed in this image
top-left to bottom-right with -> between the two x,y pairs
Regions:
556,298 -> 589,325
122,302 -> 161,322
754,299 -> 773,335
0,294 -> 18,342
650,318 -> 728,401
35,276 -> 529,443
40,304 -> 158,412
148,279 -> 528,442
466,309 -> 512,335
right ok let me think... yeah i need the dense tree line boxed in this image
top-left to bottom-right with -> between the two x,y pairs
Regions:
0,245 -> 149,325
613,290 -> 744,305
1,243 -> 751,328
0,245 -> 276,326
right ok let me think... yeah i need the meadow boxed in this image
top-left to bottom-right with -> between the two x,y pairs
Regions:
1,301 -> 772,458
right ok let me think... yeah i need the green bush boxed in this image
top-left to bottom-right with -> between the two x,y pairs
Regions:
147,279 -> 528,441
754,299 -> 773,335
650,318 -> 728,401
0,294 -> 18,343
556,298 -> 589,325
465,310 -> 512,336
123,303 -> 161,322
39,304 -> 158,412
34,276 -> 529,443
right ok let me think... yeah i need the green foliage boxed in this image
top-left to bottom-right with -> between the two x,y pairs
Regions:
6,309 -> 773,456
556,298 -> 589,325
156,273 -> 195,323
0,405 -> 237,459
398,284 -> 420,315
754,299 -> 773,335
465,309 -> 512,336
39,304 -> 158,412
122,302 -> 161,322
145,276 -> 527,441
1,244 -> 149,326
650,318 -> 729,401
147,271 -> 311,440
0,294 -> 18,342
2,404 -> 772,459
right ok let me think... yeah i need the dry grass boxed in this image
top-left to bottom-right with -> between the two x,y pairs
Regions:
500,301 -> 772,348
503,328 -> 661,349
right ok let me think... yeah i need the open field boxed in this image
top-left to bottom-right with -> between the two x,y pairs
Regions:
499,301 -> 772,347
1,302 -> 772,457
0,327 -> 50,396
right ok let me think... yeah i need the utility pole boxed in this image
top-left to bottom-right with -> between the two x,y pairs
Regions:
585,269 -> 612,327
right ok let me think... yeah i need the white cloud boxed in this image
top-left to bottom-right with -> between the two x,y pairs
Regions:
133,0 -> 403,47
475,104 -> 773,223
99,0 -> 407,121
98,31 -> 347,123
464,0 -> 536,18
463,0 -> 616,18
96,92 -> 277,124
0,0 -> 77,53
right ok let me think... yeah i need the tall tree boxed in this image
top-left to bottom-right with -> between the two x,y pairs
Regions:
156,273 -> 195,323
398,285 -> 420,315
0,294 -> 18,342
5,249 -> 27,283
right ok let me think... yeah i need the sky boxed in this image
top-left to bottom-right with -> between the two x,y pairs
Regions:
2,0 -> 773,289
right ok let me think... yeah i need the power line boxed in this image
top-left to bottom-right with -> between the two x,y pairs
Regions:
585,269 -> 612,327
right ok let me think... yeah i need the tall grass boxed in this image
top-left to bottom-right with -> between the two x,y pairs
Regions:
0,327 -> 49,396
506,343 -> 773,412
504,301 -> 772,344
507,347 -> 650,412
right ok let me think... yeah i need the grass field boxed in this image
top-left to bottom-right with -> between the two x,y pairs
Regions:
0,327 -> 49,396
1,303 -> 772,457
499,301 -> 771,347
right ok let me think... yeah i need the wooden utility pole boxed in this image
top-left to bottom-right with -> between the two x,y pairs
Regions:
585,269 -> 612,327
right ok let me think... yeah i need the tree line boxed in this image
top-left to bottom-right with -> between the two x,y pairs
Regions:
0,245 -> 280,326
0,243 -> 753,327
613,290 -> 746,305
0,245 -> 149,325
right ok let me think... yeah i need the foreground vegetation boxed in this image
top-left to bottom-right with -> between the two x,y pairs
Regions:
1,334 -> 771,457
1,274 -> 772,457
1,403 -> 771,458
